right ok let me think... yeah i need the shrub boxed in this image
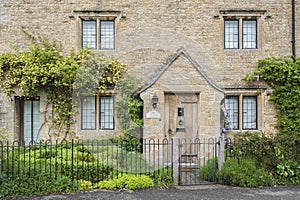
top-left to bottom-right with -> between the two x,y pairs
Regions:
98,174 -> 154,190
227,132 -> 300,186
227,132 -> 278,170
1,144 -> 116,183
149,168 -> 173,188
1,140 -> 150,183
199,158 -> 218,182
0,174 -> 82,199
97,180 -> 117,190
55,161 -> 116,183
79,179 -> 94,189
217,157 -> 274,187
122,174 -> 154,190
275,161 -> 300,185
0,140 -> 156,198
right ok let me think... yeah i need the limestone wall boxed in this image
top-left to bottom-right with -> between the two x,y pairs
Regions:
1,0 -> 299,84
0,0 -> 299,140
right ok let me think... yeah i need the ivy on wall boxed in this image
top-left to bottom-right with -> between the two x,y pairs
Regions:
244,57 -> 300,137
0,36 -> 127,140
114,74 -> 143,151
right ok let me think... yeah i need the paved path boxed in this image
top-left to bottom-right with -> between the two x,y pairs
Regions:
5,185 -> 300,200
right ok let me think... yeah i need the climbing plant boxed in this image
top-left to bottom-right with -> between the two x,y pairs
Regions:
244,56 -> 300,138
0,35 -> 127,140
114,74 -> 143,151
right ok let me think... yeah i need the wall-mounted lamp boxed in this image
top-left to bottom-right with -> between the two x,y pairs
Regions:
152,94 -> 158,109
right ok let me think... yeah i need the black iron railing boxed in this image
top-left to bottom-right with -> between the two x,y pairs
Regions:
0,139 -> 172,183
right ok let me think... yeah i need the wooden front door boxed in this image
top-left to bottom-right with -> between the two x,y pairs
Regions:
164,93 -> 199,139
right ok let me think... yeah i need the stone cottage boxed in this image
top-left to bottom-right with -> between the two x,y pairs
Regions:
0,0 -> 299,143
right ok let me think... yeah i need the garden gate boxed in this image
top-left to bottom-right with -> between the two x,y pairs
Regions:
173,137 -> 220,186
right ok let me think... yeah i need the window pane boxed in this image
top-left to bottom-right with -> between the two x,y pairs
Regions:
81,96 -> 96,130
243,20 -> 257,49
23,101 -> 32,144
243,96 -> 257,129
224,20 -> 239,49
32,101 -> 40,142
225,96 -> 239,130
23,100 -> 40,145
100,96 -> 114,130
82,20 -> 97,49
100,21 -> 115,49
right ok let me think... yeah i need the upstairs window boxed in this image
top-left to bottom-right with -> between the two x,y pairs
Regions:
224,20 -> 239,49
81,18 -> 115,50
224,19 -> 257,49
100,21 -> 115,50
74,11 -> 121,50
82,21 -> 97,49
220,9 -> 267,50
242,20 -> 257,49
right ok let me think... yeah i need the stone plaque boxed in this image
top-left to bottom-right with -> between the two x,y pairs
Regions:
146,110 -> 161,119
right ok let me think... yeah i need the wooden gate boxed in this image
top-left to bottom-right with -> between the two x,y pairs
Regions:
178,138 -> 219,186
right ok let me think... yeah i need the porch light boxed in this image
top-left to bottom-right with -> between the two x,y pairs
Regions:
152,94 -> 158,109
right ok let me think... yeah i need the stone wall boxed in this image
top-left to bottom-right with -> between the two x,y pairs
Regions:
1,0 -> 299,85
0,0 -> 299,140
0,0 -> 300,82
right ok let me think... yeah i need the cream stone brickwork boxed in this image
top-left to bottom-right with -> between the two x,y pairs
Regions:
0,0 -> 299,141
